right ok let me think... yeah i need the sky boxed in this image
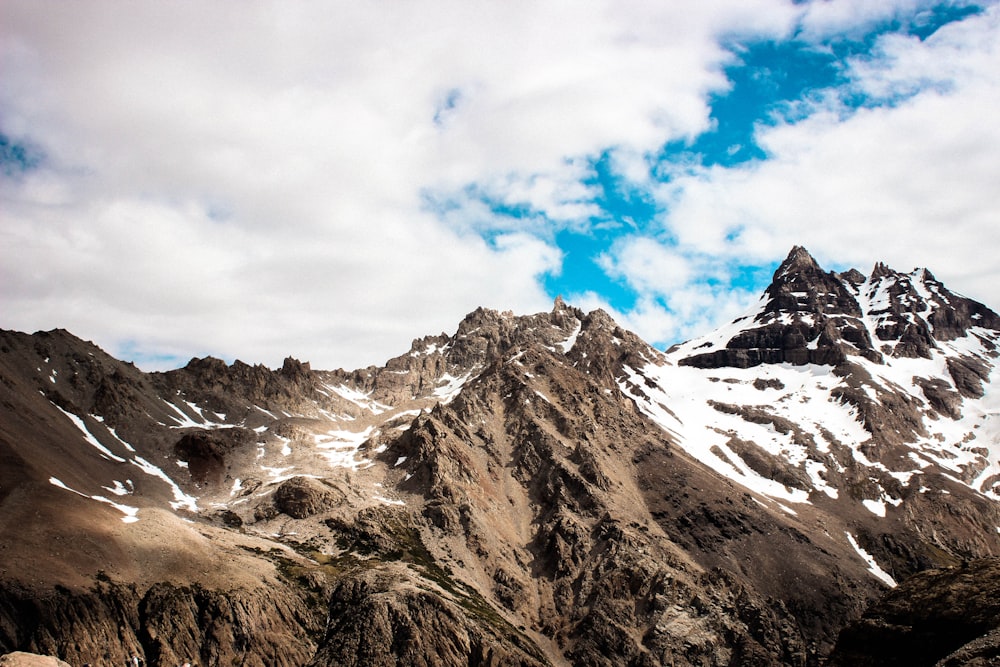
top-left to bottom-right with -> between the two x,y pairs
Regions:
2,0 -> 999,371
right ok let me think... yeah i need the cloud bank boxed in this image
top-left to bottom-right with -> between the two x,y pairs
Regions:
1,1 -> 998,369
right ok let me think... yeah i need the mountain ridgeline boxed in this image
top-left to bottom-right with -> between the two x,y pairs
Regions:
1,247 -> 999,666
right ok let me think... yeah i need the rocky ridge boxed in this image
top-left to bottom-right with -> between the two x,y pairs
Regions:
0,248 -> 999,665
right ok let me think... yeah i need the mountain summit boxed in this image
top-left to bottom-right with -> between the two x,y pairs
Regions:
1,248 -> 999,666
679,246 -> 1000,368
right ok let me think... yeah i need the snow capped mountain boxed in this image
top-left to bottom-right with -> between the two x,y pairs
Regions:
1,248 -> 999,666
622,246 -> 1000,518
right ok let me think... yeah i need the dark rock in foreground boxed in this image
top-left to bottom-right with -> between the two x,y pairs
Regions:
829,558 -> 1000,667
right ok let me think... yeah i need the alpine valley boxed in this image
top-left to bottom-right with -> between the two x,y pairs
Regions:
2,247 -> 999,667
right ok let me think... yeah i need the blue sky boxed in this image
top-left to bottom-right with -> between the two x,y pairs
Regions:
2,1 -> 999,369
432,0 -> 995,348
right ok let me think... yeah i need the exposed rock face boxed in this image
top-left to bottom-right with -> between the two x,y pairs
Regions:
828,558 -> 1000,667
174,427 -> 257,485
311,567 -> 549,667
378,331 -> 878,663
160,355 -> 316,420
1,248 -> 999,666
0,653 -> 71,667
0,580 -> 321,667
273,476 -> 345,518
681,246 -> 1000,369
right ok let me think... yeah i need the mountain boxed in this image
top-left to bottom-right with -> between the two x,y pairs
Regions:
1,247 -> 998,666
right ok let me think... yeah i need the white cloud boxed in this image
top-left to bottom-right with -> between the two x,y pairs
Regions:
599,238 -> 694,295
565,283 -> 759,351
587,239 -> 763,346
0,0 -> 801,369
1,0 -> 996,371
656,4 -> 1000,305
797,0 -> 928,40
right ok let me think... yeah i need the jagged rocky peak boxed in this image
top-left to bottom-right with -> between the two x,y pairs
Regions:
325,299 -> 592,405
400,299 -> 584,366
681,246 -> 876,368
767,245 -> 862,317
859,260 -> 1000,356
159,353 -> 319,420
680,246 -> 1000,370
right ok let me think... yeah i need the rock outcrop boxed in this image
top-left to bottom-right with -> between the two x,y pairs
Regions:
829,558 -> 1000,667
680,246 -> 1000,369
0,653 -> 71,667
273,476 -> 345,518
0,579 -> 322,667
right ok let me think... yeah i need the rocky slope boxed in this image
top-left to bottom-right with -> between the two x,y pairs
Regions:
1,247 -> 999,666
828,557 -> 1000,667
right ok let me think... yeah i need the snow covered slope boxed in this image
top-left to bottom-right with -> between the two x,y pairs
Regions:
623,246 -> 1000,528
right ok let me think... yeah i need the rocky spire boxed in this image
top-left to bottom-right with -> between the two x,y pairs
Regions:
777,245 -> 822,276
870,261 -> 895,281
680,246 -> 874,369
766,246 -> 862,318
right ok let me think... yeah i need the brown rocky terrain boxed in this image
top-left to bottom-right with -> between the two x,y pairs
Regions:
828,557 -> 1000,667
1,247 -> 999,665
0,654 -> 70,667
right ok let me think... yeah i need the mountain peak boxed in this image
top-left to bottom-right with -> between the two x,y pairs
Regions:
780,245 -> 821,272
679,244 -> 1000,371
870,261 -> 896,280
765,246 -> 862,318
770,246 -> 844,300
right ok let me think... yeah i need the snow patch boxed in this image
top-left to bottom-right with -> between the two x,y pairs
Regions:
102,480 -> 132,496
104,424 -> 137,452
163,400 -> 208,429
845,532 -> 896,587
53,405 -> 127,463
861,499 -> 887,517
326,384 -> 392,414
130,456 -> 199,512
433,371 -> 475,404
314,426 -> 375,470
260,466 -> 296,483
49,477 -> 140,523
559,322 -> 582,353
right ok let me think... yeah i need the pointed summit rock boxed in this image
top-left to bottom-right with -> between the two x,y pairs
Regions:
681,246 -> 875,369
679,246 -> 1000,370
777,244 -> 822,273
870,260 -> 895,281
766,246 -> 862,318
